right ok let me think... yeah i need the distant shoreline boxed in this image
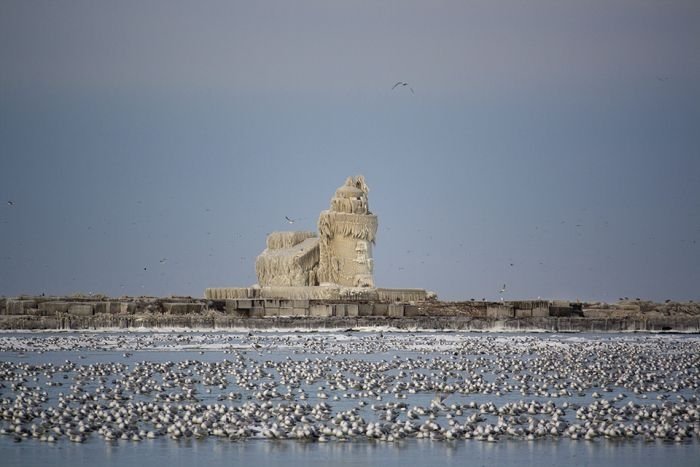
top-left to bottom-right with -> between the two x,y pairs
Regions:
1,295 -> 698,332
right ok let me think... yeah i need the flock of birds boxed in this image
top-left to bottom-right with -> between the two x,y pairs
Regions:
0,332 -> 699,445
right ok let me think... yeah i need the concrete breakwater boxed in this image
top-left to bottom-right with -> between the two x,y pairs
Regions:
1,295 -> 698,332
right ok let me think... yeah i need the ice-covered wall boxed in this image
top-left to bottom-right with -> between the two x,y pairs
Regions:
255,233 -> 319,287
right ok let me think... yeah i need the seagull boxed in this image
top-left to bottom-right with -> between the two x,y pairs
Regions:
391,82 -> 414,94
432,393 -> 448,405
6,201 -> 14,206
159,258 -> 167,264
499,284 -> 506,294
285,216 -> 296,224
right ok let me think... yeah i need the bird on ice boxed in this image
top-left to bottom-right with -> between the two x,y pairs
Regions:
392,82 -> 414,94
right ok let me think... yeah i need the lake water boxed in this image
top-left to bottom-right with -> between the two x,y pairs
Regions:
3,435 -> 700,467
1,330 -> 698,466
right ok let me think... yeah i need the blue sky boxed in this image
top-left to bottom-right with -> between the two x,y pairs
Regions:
1,0 -> 699,301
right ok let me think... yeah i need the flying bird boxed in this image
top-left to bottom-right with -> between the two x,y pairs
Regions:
392,82 -> 414,94
7,201 -> 14,206
499,284 -> 506,294
285,216 -> 296,224
432,393 -> 448,405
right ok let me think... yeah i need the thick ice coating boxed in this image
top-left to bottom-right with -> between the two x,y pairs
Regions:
317,175 -> 378,287
254,175 -> 377,288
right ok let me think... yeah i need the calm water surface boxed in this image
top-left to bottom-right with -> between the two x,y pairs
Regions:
2,436 -> 699,467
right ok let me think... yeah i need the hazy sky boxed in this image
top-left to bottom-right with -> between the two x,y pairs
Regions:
1,0 -> 699,301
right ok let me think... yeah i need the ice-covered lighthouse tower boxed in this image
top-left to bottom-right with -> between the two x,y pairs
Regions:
317,175 -> 378,288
